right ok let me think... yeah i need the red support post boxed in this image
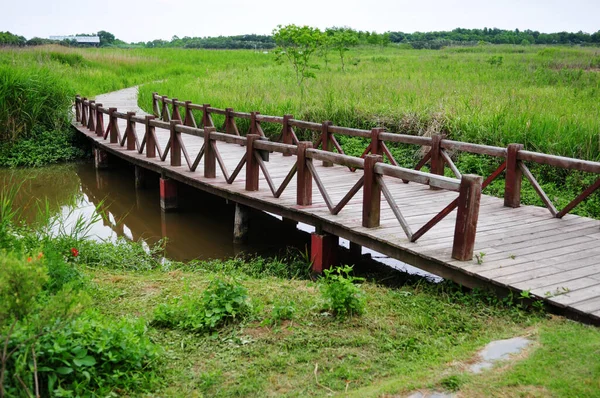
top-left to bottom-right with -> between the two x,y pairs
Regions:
145,116 -> 156,158
296,141 -> 313,206
245,134 -> 260,191
321,121 -> 333,167
95,103 -> 104,137
452,174 -> 483,261
160,177 -> 178,211
362,154 -> 383,228
126,112 -> 136,150
108,108 -> 118,144
204,127 -> 216,178
504,143 -> 524,208
170,120 -> 182,167
311,232 -> 339,273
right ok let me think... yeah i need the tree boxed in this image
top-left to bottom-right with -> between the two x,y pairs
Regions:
272,24 -> 323,90
97,30 -> 115,46
329,28 -> 358,71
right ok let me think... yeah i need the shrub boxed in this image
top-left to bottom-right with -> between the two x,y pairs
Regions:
153,278 -> 251,333
319,265 -> 366,319
0,252 -> 47,322
267,300 -> 296,326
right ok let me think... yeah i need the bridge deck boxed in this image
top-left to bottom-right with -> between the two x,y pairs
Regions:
76,87 -> 600,324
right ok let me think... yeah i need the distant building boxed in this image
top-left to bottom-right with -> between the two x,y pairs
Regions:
49,36 -> 100,45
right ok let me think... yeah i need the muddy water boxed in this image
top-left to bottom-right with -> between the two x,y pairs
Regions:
0,160 -> 439,279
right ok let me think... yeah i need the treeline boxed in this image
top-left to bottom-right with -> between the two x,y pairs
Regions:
0,30 -> 124,47
141,34 -> 275,49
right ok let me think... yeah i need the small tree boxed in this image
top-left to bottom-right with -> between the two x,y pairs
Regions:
330,28 -> 359,71
272,24 -> 323,90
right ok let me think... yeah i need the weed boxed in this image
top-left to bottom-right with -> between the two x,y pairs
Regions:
264,300 -> 296,326
319,265 -> 365,319
475,252 -> 486,265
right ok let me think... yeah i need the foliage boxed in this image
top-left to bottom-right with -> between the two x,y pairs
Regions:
264,300 -> 296,326
273,24 -> 323,89
328,27 -> 359,70
319,265 -> 366,319
0,129 -> 86,167
153,278 -> 251,333
0,252 -> 47,322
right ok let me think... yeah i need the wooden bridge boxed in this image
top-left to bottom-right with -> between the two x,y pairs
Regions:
74,87 -> 600,324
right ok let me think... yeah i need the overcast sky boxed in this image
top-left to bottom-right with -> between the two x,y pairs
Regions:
2,0 -> 598,42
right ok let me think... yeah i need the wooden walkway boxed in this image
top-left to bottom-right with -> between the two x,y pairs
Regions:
76,87 -> 600,324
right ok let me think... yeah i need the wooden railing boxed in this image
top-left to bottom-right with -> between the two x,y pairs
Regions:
74,93 -> 600,261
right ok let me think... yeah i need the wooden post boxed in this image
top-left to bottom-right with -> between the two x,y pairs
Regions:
430,134 -> 444,190
145,116 -> 156,158
160,176 -> 177,211
183,101 -> 196,127
321,121 -> 333,167
135,165 -> 147,189
161,96 -> 171,121
108,108 -> 118,144
311,232 -> 339,273
297,141 -> 313,206
81,98 -> 88,126
95,103 -> 104,137
370,127 -> 384,156
170,120 -> 182,167
282,114 -> 293,156
75,95 -> 81,122
362,154 -> 382,228
250,112 -> 259,135
87,101 -> 96,131
233,203 -> 250,244
204,127 -> 216,178
245,134 -> 260,191
171,98 -> 182,122
93,147 -> 109,169
202,104 -> 214,128
504,143 -> 524,208
225,108 -> 236,135
452,174 -> 483,261
349,241 -> 362,257
126,112 -> 136,150
152,92 -> 160,117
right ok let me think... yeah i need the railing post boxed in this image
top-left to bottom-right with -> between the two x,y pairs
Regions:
170,120 -> 182,166
204,127 -> 216,178
145,116 -> 156,158
369,127 -> 384,156
297,141 -> 313,206
321,121 -> 334,167
95,103 -> 104,137
152,92 -> 160,117
452,174 -> 483,261
183,101 -> 196,127
282,114 -> 294,156
87,101 -> 96,131
430,134 -> 444,191
81,98 -> 88,126
504,143 -> 524,208
161,96 -> 171,121
250,112 -> 260,135
75,95 -> 81,122
362,154 -> 383,228
171,98 -> 182,122
202,104 -> 214,128
108,108 -> 118,144
225,108 -> 236,135
246,134 -> 260,191
126,112 -> 136,150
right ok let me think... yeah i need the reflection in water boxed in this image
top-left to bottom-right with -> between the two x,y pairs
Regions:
0,161 -> 439,280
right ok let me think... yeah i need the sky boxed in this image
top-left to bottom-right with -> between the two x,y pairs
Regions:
2,0 -> 599,42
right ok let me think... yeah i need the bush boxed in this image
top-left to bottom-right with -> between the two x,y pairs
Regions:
0,252 -> 47,322
0,129 -> 86,167
153,278 -> 251,333
319,265 -> 366,319
6,312 -> 161,396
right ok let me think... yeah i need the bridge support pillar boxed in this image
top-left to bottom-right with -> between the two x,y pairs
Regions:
349,241 -> 362,257
135,166 -> 148,189
233,203 -> 250,244
159,177 -> 178,212
282,217 -> 298,230
94,147 -> 109,169
311,232 -> 339,273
